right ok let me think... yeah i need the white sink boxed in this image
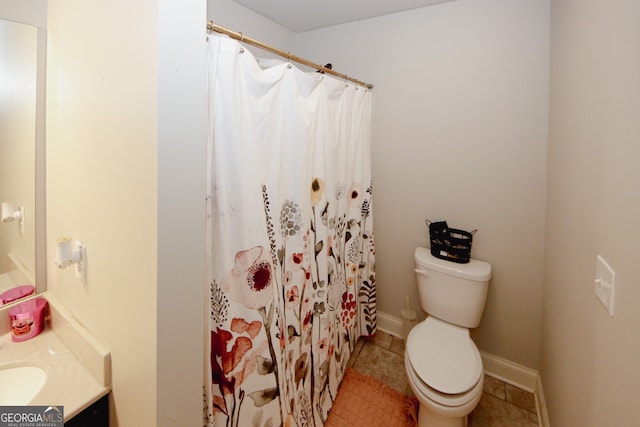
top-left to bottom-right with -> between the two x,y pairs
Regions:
0,366 -> 47,405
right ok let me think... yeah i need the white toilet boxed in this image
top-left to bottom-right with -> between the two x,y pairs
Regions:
405,247 -> 492,427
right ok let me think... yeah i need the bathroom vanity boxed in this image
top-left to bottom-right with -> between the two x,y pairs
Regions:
0,293 -> 111,423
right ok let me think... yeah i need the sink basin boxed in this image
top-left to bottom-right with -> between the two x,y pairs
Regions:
0,366 -> 47,405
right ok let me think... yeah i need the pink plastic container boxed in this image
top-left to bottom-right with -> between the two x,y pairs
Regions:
9,298 -> 48,342
0,285 -> 35,304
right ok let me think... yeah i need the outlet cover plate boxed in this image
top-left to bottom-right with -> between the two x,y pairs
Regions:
595,255 -> 615,317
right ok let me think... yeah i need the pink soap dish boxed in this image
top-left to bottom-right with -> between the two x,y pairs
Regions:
9,297 -> 48,342
0,285 -> 35,305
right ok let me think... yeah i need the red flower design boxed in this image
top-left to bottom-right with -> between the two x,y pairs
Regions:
286,286 -> 300,308
340,292 -> 357,328
292,252 -> 303,265
210,317 -> 267,414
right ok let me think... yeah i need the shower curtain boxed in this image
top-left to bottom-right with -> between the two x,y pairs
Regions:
205,35 -> 376,427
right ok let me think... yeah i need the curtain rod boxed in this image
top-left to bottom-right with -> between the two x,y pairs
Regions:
207,21 -> 374,90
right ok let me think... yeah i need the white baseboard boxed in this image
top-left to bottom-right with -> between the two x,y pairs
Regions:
481,352 -> 549,427
535,373 -> 551,427
480,351 -> 537,392
376,310 -> 403,338
376,311 -> 549,427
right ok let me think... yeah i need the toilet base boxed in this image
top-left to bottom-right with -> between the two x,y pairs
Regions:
405,351 -> 483,427
418,404 -> 468,427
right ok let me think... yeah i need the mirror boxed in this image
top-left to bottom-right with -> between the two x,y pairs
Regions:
0,17 -> 46,306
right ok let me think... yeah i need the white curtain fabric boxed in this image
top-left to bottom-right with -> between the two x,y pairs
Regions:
205,35 -> 376,427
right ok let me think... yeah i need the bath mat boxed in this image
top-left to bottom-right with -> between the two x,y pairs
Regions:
325,368 -> 418,427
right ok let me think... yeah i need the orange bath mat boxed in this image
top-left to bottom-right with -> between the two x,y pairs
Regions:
325,368 -> 418,427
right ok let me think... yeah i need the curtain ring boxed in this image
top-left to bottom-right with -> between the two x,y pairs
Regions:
238,32 -> 245,53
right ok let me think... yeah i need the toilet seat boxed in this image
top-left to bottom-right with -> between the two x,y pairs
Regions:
406,317 -> 483,397
406,351 -> 483,408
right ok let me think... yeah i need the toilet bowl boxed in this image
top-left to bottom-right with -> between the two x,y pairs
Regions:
407,248 -> 492,427
405,317 -> 484,427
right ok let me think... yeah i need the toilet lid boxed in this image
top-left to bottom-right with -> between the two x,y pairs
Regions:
406,317 -> 482,395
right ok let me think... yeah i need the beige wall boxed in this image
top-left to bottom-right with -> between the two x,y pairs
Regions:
46,1 -> 159,424
47,0 -> 206,426
542,0 -> 640,424
157,1 -> 207,425
296,0 -> 549,370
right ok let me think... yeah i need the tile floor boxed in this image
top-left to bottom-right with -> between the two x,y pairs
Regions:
346,331 -> 539,427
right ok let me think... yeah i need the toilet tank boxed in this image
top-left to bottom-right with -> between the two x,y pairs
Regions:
414,247 -> 491,328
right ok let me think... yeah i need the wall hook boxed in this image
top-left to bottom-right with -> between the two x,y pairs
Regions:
55,237 -> 87,284
1,202 -> 24,235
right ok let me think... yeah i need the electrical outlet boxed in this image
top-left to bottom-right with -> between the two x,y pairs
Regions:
594,255 -> 615,317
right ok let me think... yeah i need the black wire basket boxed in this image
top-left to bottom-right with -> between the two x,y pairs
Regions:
426,220 -> 476,264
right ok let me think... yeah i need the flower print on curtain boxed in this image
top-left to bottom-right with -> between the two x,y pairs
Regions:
205,35 -> 375,427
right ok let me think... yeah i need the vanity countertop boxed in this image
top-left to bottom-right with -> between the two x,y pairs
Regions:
0,293 -> 111,421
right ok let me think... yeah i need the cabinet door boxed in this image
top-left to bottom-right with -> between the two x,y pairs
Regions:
65,394 -> 109,427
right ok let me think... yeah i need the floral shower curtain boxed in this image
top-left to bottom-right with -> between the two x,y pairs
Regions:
204,35 -> 376,427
